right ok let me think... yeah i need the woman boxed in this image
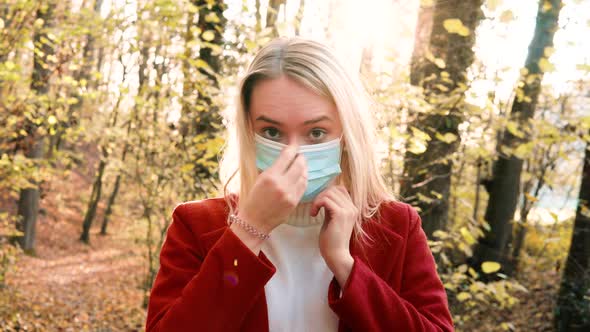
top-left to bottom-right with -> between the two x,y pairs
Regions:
146,37 -> 454,332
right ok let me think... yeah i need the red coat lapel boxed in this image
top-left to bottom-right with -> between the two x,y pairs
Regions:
196,200 -> 406,331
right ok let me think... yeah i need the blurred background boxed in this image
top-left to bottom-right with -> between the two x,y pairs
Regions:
1,0 -> 589,331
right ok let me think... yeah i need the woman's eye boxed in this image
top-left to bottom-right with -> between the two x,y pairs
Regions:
262,127 -> 281,140
309,129 -> 326,141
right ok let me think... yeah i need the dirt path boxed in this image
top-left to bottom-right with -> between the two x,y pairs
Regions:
1,170 -> 149,331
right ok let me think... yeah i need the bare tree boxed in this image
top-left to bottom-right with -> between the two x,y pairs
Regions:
471,0 -> 564,276
401,0 -> 484,238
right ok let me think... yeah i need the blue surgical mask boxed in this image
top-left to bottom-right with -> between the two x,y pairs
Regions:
254,133 -> 343,203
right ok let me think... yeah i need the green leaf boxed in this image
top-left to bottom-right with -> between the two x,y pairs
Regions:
481,261 -> 501,274
443,19 -> 470,36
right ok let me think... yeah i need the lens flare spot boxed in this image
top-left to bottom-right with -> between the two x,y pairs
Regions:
224,270 -> 239,286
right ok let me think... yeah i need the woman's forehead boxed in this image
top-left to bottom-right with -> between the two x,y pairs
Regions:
249,76 -> 338,125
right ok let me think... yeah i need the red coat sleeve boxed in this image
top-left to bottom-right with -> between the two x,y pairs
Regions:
327,204 -> 454,331
145,202 -> 276,332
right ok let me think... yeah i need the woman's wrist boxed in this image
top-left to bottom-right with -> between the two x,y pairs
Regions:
229,212 -> 270,240
228,211 -> 271,255
229,222 -> 264,255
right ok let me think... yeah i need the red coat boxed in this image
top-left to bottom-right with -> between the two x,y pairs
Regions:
145,197 -> 454,331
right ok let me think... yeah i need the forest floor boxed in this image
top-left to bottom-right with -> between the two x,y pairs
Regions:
0,167 -> 148,331
0,163 -> 563,331
461,259 -> 561,331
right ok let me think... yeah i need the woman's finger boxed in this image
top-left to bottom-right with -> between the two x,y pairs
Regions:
285,152 -> 307,184
268,144 -> 298,175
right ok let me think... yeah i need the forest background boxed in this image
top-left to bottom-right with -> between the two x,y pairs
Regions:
1,0 -> 589,331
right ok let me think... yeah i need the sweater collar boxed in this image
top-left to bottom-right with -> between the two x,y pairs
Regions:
284,201 -> 325,227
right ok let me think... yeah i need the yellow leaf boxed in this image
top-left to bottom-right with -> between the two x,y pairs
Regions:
481,261 -> 501,274
34,18 -> 44,28
487,0 -> 502,11
410,126 -> 431,141
544,47 -> 555,57
542,1 -> 552,12
435,132 -> 458,144
460,227 -> 476,245
205,12 -> 220,23
433,58 -> 446,68
47,115 -> 57,125
180,163 -> 194,173
499,10 -> 514,23
407,140 -> 427,155
201,30 -> 216,42
457,292 -> 471,302
0,18 -> 4,30
443,19 -> 470,36
524,192 -> 538,202
506,121 -> 525,138
194,59 -> 211,71
539,58 -> 555,72
513,142 -> 533,159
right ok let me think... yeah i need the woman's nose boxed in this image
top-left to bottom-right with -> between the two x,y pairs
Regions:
285,136 -> 303,148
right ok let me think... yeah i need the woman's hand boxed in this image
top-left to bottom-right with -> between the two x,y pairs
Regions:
310,184 -> 358,280
237,144 -> 308,234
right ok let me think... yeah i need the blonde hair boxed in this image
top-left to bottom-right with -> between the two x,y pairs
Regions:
218,36 -> 397,248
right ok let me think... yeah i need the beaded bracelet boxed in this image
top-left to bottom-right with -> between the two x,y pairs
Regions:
228,213 -> 270,240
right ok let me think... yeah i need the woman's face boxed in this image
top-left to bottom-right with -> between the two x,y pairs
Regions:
248,75 -> 343,147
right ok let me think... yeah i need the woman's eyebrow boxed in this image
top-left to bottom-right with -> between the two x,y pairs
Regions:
255,115 -> 282,125
255,115 -> 332,126
303,115 -> 332,125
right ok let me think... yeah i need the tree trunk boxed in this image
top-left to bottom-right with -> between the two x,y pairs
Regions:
471,0 -> 563,276
401,0 -> 483,239
80,151 -> 107,243
179,1 -> 227,195
79,60 -> 128,243
100,144 -> 128,235
16,3 -> 56,253
266,0 -> 285,36
294,0 -> 305,35
360,45 -> 373,75
47,0 -> 104,157
555,136 -> 590,331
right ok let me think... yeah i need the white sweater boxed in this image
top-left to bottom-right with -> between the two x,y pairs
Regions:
261,202 -> 340,332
